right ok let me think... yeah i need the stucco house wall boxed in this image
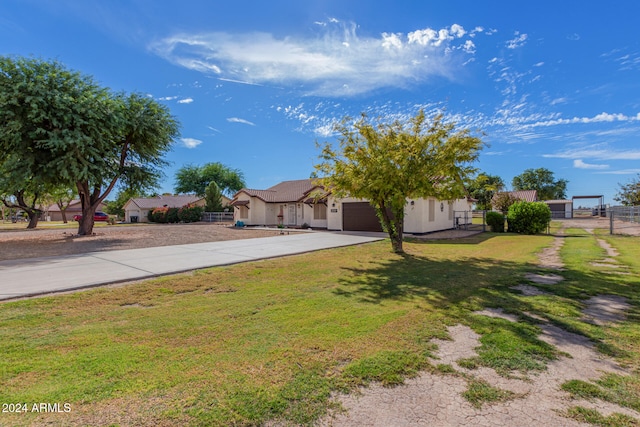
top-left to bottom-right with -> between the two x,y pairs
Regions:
328,196 -> 473,233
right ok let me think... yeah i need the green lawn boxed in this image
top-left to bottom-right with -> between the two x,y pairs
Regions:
1,229 -> 639,426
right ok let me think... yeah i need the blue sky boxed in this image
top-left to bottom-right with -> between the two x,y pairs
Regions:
2,0 -> 639,204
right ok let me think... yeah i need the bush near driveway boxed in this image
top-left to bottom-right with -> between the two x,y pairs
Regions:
507,201 -> 551,234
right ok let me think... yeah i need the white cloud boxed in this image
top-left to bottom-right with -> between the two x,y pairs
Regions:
407,24 -> 467,47
227,117 -> 255,126
573,159 -> 609,170
544,146 -> 640,161
178,98 -> 194,104
522,112 -> 635,128
150,21 -> 479,97
158,96 -> 178,101
597,168 -> 640,175
180,137 -> 202,148
506,32 -> 528,49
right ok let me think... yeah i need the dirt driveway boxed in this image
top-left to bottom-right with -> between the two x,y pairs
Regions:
0,223 -> 280,261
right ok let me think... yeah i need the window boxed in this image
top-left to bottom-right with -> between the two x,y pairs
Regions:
314,204 -> 327,220
448,202 -> 454,221
238,205 -> 249,218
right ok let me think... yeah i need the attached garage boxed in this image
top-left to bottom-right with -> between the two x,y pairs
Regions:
342,202 -> 384,232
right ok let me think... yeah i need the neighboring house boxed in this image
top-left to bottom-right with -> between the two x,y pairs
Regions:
491,190 -> 572,218
123,195 -> 206,223
231,179 -> 329,229
492,190 -> 538,204
46,199 -> 107,222
230,179 -> 474,234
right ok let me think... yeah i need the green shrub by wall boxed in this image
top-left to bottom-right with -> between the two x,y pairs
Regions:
486,211 -> 505,232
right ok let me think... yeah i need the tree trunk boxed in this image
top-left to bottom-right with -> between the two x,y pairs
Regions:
77,202 -> 96,235
378,201 -> 405,254
61,209 -> 68,224
76,183 -> 97,236
26,211 -> 39,229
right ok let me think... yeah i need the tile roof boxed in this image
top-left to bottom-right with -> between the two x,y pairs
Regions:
493,190 -> 538,203
47,199 -> 105,212
129,195 -> 203,209
234,179 -> 322,203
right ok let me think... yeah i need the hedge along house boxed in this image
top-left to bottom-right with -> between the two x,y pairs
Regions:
231,179 -> 474,233
123,195 -> 206,223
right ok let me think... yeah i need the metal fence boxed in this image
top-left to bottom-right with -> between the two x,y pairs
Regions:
201,212 -> 234,223
608,206 -> 640,235
453,210 -> 486,232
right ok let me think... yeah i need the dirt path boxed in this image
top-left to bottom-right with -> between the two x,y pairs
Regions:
320,221 -> 637,426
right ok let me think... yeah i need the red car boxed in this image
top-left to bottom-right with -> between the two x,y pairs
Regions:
73,212 -> 109,222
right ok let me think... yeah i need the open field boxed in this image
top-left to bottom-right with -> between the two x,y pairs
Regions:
1,222 -> 639,426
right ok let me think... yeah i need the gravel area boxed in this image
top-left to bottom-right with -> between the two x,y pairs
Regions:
0,223 -> 282,261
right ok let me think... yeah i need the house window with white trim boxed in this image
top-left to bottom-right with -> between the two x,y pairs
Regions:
313,204 -> 327,220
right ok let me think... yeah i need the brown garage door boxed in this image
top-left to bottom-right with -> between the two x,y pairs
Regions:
342,202 -> 384,232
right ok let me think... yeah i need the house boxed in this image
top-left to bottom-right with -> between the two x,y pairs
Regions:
123,195 -> 206,223
230,179 -> 474,233
231,179 -> 329,229
491,190 -> 573,218
45,199 -> 107,222
492,190 -> 538,204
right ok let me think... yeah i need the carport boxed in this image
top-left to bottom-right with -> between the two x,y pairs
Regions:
572,195 -> 605,216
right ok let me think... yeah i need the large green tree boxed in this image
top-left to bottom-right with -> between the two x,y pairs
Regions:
512,168 -> 568,201
0,56 -> 179,235
316,110 -> 484,253
614,174 -> 640,206
466,173 -> 505,210
174,162 -> 245,197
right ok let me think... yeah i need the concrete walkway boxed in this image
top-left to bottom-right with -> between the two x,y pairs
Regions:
0,232 -> 382,301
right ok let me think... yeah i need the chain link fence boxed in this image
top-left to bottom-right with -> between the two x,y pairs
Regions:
453,210 -> 486,232
608,206 -> 640,235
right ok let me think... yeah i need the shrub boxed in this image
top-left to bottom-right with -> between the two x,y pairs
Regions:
507,201 -> 551,234
166,207 -> 180,223
150,207 -> 168,223
178,205 -> 204,223
486,211 -> 505,232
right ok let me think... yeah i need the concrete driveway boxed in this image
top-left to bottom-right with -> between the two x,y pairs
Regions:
0,232 -> 382,301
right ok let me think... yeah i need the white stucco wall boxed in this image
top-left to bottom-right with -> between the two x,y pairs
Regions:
327,196 -> 473,233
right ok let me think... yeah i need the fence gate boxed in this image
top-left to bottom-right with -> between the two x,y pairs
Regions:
453,210 -> 486,232
608,206 -> 640,235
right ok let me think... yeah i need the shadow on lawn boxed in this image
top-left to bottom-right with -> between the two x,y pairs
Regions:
332,247 -> 639,359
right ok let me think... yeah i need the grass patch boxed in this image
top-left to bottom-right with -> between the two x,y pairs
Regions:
566,406 -> 640,427
466,315 -> 558,376
1,229 -> 639,425
562,375 -> 640,412
462,379 -> 516,408
340,350 -> 428,388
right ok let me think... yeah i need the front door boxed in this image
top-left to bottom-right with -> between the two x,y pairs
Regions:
288,204 -> 296,225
